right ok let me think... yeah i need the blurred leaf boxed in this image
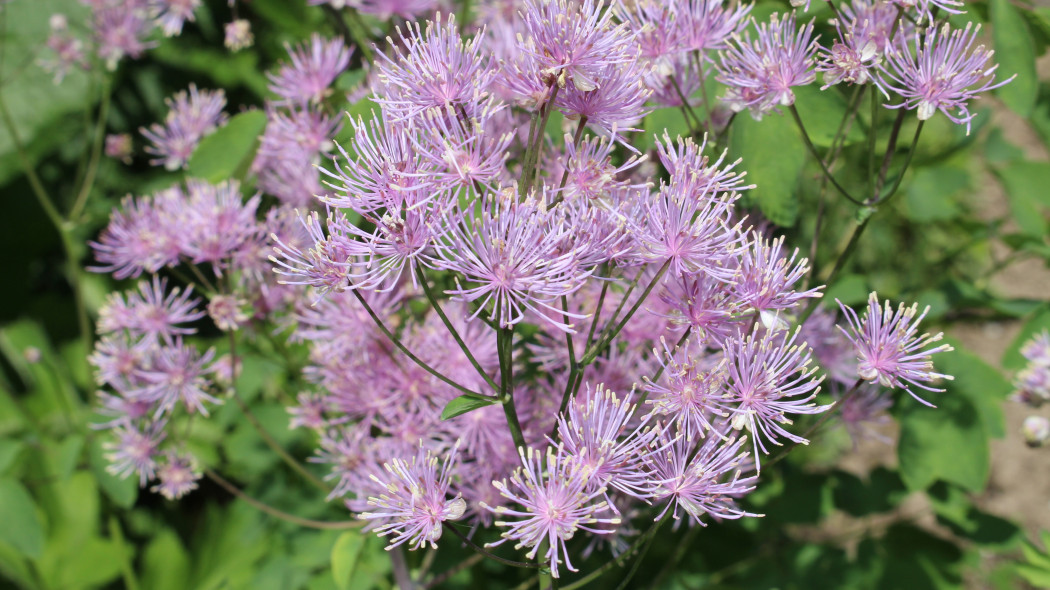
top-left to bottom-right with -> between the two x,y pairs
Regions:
1020,535 -> 1050,588
730,114 -> 805,226
51,435 -> 85,482
0,478 -> 44,558
441,394 -> 499,420
991,0 -> 1037,117
52,536 -> 127,589
832,467 -> 906,517
984,128 -> 1025,165
824,274 -> 868,306
89,436 -> 138,509
793,86 -> 863,148
898,388 -> 988,492
0,440 -> 25,475
331,531 -> 366,590
0,0 -> 94,186
1003,305 -> 1050,371
151,41 -> 270,97
187,110 -> 267,183
995,161 -> 1050,237
142,529 -> 191,590
876,524 -> 962,589
902,165 -> 968,223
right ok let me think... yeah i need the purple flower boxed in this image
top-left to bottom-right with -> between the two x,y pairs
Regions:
411,103 -> 513,191
632,183 -> 741,281
654,275 -> 738,345
724,328 -> 828,466
374,14 -> 496,121
267,34 -> 351,106
654,133 -> 754,197
836,292 -> 954,406
93,0 -> 155,69
136,339 -> 220,418
224,19 -> 253,51
434,194 -> 593,332
644,338 -> 733,437
141,85 -> 227,170
555,385 -> 660,503
674,0 -> 752,54
350,0 -> 438,20
730,233 -> 822,321
878,23 -> 1013,134
89,334 -> 154,390
270,210 -> 355,294
554,59 -> 653,136
152,451 -> 201,499
718,13 -> 818,118
503,0 -> 636,105
484,447 -> 620,578
647,429 -> 759,524
151,0 -> 201,36
105,421 -> 165,486
89,189 -> 185,279
835,382 -> 893,448
181,180 -> 262,271
360,444 -> 466,550
40,14 -> 88,83
97,276 -> 205,344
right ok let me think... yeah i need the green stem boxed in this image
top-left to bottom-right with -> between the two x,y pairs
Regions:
415,267 -> 499,393
205,470 -> 363,530
581,260 -> 671,366
443,523 -> 541,569
874,108 -> 908,200
520,85 -> 560,199
69,76 -> 112,223
228,331 -> 328,492
788,105 -> 863,206
351,289 -> 491,400
797,214 -> 871,326
876,121 -> 925,203
559,510 -> 673,590
498,326 -> 527,451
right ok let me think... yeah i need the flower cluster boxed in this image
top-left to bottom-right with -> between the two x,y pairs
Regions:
80,0 -> 974,576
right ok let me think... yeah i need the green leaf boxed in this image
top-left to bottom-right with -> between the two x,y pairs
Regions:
902,165 -> 968,223
824,274 -> 868,306
994,161 -> 1050,238
730,114 -> 805,226
898,389 -> 989,493
792,86 -> 863,148
0,479 -> 44,558
331,531 -> 366,590
936,342 -> 1010,439
639,108 -> 691,154
1003,306 -> 1050,371
991,0 -> 1038,117
187,110 -> 267,183
142,529 -> 191,590
441,394 -> 500,421
0,440 -> 25,475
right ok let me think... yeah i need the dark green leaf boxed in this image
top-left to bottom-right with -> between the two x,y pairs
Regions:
187,110 -> 267,183
730,113 -> 805,226
902,165 -> 968,223
936,342 -> 1010,439
991,0 -> 1038,116
0,479 -> 44,558
142,529 -> 192,590
0,440 -> 25,475
994,161 -> 1050,238
441,394 -> 499,421
331,531 -> 366,590
898,388 -> 989,492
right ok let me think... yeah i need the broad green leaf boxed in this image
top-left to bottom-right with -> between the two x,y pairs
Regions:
1003,305 -> 1050,371
142,529 -> 191,590
994,161 -> 1050,238
331,531 -> 366,590
898,389 -> 989,493
187,110 -> 267,183
441,394 -> 500,421
0,440 -> 24,475
0,0 -> 94,186
824,274 -> 868,306
935,342 -> 1010,439
792,86 -> 863,148
0,479 -> 44,558
51,536 -> 127,589
902,165 -> 968,223
730,113 -> 805,226
1017,563 -> 1050,588
991,0 -> 1037,117
51,435 -> 85,482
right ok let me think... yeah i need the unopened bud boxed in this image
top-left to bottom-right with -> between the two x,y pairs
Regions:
1022,415 -> 1050,448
